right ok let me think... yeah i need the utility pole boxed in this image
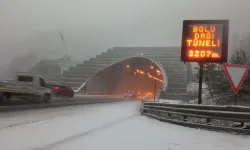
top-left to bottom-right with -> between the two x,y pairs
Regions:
60,32 -> 68,53
56,47 -> 59,60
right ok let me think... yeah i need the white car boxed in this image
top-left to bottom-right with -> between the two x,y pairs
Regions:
0,72 -> 51,105
124,91 -> 137,99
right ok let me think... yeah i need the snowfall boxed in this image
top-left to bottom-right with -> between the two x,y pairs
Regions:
0,101 -> 249,150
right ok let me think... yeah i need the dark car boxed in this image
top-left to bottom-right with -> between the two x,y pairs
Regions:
48,84 -> 74,98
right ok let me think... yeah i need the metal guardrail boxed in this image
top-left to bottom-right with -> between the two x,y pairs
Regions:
140,101 -> 250,134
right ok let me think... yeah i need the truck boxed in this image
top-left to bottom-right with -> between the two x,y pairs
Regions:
0,72 -> 51,105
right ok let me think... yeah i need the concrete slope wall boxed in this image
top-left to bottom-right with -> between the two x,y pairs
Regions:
86,62 -> 123,93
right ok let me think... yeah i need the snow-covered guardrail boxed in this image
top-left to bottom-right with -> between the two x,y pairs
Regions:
141,101 -> 250,134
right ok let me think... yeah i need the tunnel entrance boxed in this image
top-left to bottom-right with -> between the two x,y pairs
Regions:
84,57 -> 165,99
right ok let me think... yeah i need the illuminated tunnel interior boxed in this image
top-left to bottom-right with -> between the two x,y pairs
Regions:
85,57 -> 164,98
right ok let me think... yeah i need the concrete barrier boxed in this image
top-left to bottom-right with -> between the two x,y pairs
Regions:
0,99 -> 124,112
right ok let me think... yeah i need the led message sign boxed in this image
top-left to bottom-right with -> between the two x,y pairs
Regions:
181,20 -> 229,63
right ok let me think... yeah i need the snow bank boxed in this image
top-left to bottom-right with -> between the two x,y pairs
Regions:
188,95 -> 216,105
186,82 -> 218,105
187,82 -> 208,96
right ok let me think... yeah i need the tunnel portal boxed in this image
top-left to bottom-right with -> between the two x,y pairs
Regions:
85,57 -> 166,98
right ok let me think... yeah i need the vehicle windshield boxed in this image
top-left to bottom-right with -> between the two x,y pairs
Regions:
17,76 -> 33,82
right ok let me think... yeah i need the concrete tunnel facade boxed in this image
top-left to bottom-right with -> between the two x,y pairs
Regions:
82,56 -> 168,97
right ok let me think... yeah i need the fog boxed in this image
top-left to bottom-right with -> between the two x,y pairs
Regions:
0,0 -> 250,77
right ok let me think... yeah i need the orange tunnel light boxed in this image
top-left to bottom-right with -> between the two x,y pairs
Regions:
133,68 -> 163,82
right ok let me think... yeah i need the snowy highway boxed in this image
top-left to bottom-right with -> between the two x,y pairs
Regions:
0,101 -> 249,150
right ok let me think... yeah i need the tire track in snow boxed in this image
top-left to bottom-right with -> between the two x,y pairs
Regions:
33,114 -> 138,150
0,112 -> 74,130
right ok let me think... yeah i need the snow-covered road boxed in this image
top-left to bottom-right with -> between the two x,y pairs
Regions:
0,101 -> 249,150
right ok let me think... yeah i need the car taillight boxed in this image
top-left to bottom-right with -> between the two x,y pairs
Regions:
53,86 -> 59,90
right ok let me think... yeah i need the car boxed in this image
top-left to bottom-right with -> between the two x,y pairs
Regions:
124,91 -> 137,99
0,72 -> 51,105
49,84 -> 74,98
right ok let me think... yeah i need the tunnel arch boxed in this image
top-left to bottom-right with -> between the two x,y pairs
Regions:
76,56 -> 168,98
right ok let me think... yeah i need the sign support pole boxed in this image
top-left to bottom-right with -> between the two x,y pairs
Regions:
198,63 -> 203,104
234,93 -> 237,105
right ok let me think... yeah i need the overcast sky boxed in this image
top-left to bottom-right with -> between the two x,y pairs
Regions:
0,0 -> 250,66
